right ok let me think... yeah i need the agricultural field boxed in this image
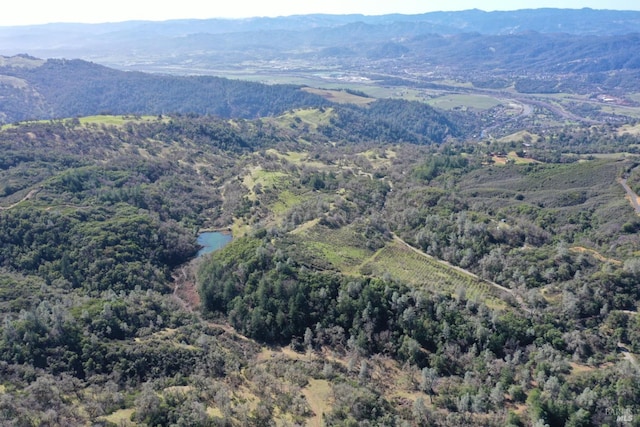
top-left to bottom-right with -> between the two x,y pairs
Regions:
425,93 -> 503,111
361,239 -> 510,309
301,87 -> 375,105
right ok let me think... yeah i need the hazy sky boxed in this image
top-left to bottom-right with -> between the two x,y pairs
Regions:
2,0 -> 640,26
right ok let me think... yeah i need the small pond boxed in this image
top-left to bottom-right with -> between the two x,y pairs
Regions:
196,231 -> 233,257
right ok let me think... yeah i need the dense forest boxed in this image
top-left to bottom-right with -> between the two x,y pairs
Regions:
0,95 -> 638,425
0,57 -> 332,124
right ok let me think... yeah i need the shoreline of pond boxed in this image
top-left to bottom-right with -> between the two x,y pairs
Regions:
196,230 -> 233,257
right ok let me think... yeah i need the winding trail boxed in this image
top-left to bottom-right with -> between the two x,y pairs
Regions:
569,246 -> 621,265
0,188 -> 40,210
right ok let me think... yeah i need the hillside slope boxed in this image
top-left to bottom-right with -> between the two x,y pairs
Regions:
0,56 -> 330,123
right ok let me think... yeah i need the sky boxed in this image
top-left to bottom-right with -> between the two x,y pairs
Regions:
2,0 -> 640,26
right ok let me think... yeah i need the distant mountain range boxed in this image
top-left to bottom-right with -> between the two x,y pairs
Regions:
1,8 -> 640,124
1,8 -> 639,64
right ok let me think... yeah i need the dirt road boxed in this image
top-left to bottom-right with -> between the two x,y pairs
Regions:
0,188 -> 40,210
619,178 -> 640,215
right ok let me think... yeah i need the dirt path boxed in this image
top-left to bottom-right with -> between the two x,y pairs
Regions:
618,343 -> 640,370
619,178 -> 640,215
0,188 -> 40,210
171,264 -> 200,313
171,260 -> 252,341
616,310 -> 639,316
570,246 -> 621,265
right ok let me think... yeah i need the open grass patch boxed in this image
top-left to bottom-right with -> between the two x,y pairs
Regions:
265,149 -> 330,169
78,115 -> 161,126
359,148 -> 397,168
206,406 -> 223,418
302,379 -> 332,427
299,224 -> 376,271
498,130 -> 540,144
271,190 -> 308,216
618,123 -> 640,136
302,87 -> 375,105
290,218 -> 321,235
99,408 -> 136,426
308,240 -> 371,271
275,107 -> 335,132
243,165 -> 291,201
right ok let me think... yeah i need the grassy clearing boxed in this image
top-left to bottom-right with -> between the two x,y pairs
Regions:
271,190 -> 307,216
618,123 -> 640,136
302,379 -> 332,427
290,218 -> 321,235
1,119 -> 50,130
490,151 -> 539,165
265,149 -> 329,169
310,240 -> 372,271
578,152 -> 635,160
599,105 -> 640,118
300,224 -> 375,272
243,165 -> 290,201
78,115 -> 161,126
359,148 -> 397,168
540,285 -> 562,304
508,151 -> 539,164
498,130 -> 540,144
99,408 -> 136,426
302,87 -> 375,105
164,385 -> 193,394
0,75 -> 29,89
275,108 -> 335,132
570,246 -> 621,265
133,327 -> 199,351
568,362 -> 598,377
206,407 -> 223,418
360,86 -> 427,101
629,93 -> 640,102
0,56 -> 44,68
295,223 -> 508,307
231,217 -> 253,238
234,386 -> 259,411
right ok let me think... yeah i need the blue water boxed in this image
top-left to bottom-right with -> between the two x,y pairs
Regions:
196,231 -> 232,257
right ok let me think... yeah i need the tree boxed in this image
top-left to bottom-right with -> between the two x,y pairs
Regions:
419,367 -> 438,403
490,382 -> 505,409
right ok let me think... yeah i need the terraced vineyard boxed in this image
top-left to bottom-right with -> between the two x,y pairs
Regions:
293,221 -> 512,309
361,240 -> 510,309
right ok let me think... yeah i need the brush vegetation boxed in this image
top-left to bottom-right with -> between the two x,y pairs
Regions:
0,99 -> 638,426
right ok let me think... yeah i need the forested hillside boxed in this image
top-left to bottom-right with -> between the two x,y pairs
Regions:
0,56 -> 331,124
0,104 -> 639,425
